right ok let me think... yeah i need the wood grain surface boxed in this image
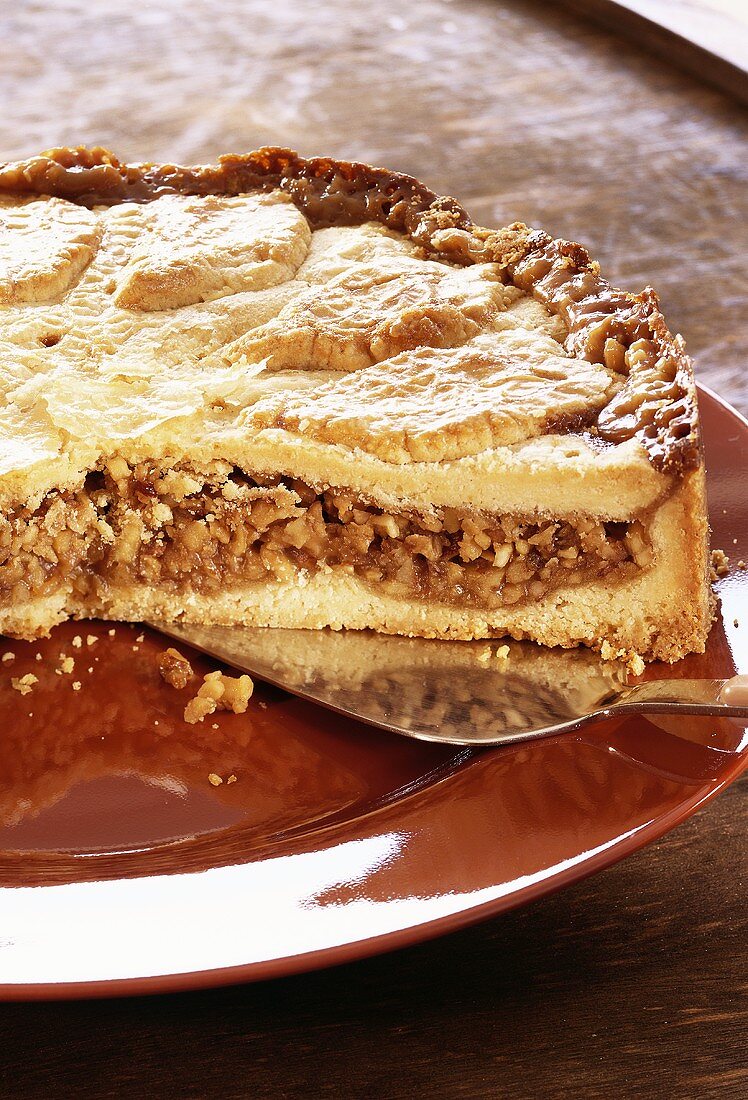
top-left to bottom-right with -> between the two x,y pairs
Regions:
0,1 -> 746,1096
560,0 -> 748,103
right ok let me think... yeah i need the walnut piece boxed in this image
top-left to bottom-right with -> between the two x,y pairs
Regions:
184,669 -> 254,724
158,647 -> 194,690
11,673 -> 38,696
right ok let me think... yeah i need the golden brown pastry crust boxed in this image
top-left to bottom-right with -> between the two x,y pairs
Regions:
0,145 -> 700,473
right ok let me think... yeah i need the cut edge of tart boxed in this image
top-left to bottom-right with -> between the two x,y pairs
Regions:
0,146 -> 712,662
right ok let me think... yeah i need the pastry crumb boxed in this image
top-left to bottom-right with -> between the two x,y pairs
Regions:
1,651 -> 15,663
628,653 -> 646,677
108,628 -> 116,636
208,772 -> 223,786
600,640 -> 622,662
136,632 -> 144,643
711,549 -> 730,578
738,560 -> 746,570
86,634 -> 98,646
184,670 -> 254,724
72,635 -> 82,648
58,654 -> 75,674
11,673 -> 38,696
601,640 -> 644,675
72,680 -> 82,691
258,700 -> 268,710
158,647 -> 194,690
35,652 -> 42,661
476,642 -> 511,663
227,774 -> 237,785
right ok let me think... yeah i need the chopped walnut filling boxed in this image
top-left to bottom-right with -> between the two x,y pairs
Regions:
0,461 -> 651,613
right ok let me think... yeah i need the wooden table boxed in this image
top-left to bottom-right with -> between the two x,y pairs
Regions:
0,1 -> 745,1095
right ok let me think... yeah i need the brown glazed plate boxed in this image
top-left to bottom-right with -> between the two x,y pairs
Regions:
0,385 -> 746,1001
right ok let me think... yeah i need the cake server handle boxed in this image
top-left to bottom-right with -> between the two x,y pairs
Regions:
606,674 -> 748,717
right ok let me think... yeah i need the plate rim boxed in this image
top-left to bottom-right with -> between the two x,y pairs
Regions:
0,752 -> 745,1002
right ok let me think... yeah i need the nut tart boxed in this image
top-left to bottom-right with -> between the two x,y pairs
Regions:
0,147 -> 712,661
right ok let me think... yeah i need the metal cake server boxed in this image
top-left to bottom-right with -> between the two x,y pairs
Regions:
150,622 -> 748,751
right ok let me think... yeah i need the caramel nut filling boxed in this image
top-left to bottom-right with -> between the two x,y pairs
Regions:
0,462 -> 652,614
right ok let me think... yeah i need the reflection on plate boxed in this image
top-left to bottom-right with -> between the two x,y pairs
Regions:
0,626 -> 459,856
156,622 -> 632,744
